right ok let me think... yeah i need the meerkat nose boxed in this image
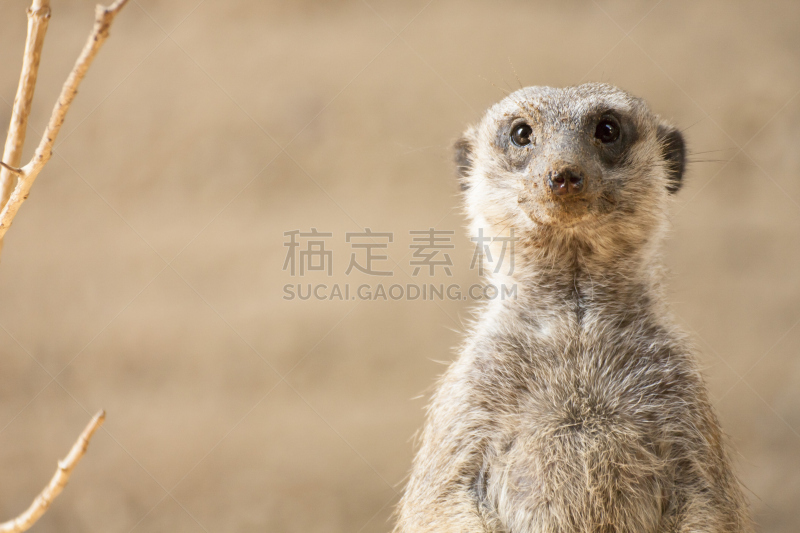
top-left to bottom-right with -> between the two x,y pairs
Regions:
548,168 -> 585,196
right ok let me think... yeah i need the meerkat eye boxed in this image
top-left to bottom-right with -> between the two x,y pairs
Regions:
510,123 -> 533,147
594,118 -> 620,144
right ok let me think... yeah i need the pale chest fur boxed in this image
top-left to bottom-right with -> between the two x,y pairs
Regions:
465,307 -> 697,533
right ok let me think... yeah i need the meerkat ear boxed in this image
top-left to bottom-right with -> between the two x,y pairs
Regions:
657,123 -> 686,194
454,128 -> 477,191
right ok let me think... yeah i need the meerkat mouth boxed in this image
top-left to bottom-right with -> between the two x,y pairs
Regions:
517,180 -> 597,229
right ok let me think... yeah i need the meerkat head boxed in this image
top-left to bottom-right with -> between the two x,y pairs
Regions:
456,83 -> 685,262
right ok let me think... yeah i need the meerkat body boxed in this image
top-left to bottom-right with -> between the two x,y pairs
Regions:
395,84 -> 750,532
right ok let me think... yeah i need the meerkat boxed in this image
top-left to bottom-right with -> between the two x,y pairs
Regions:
395,83 -> 751,533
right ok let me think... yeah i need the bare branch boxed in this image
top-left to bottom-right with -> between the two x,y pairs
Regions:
0,2 -> 125,530
0,411 -> 106,533
0,0 -> 51,212
0,0 -> 130,242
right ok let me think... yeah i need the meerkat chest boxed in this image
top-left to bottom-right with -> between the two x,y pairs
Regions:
480,337 -> 674,532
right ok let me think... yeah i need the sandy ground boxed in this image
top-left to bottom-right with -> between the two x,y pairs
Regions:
0,0 -> 797,531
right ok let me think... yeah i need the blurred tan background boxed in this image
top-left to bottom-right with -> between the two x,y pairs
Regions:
0,0 -> 797,531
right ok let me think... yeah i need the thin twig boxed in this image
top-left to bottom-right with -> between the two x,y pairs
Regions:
0,411 -> 106,533
0,0 -> 51,213
0,163 -> 22,175
0,0 -> 130,243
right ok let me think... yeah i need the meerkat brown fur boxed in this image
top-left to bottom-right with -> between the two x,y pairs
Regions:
395,84 -> 751,533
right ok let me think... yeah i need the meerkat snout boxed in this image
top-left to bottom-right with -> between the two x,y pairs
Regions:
546,166 -> 585,196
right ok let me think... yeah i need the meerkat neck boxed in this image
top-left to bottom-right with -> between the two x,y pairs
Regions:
486,233 -> 664,332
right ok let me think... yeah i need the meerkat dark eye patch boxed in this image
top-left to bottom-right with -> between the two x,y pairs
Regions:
590,112 -> 635,166
657,124 -> 686,194
594,118 -> 620,144
510,123 -> 533,147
